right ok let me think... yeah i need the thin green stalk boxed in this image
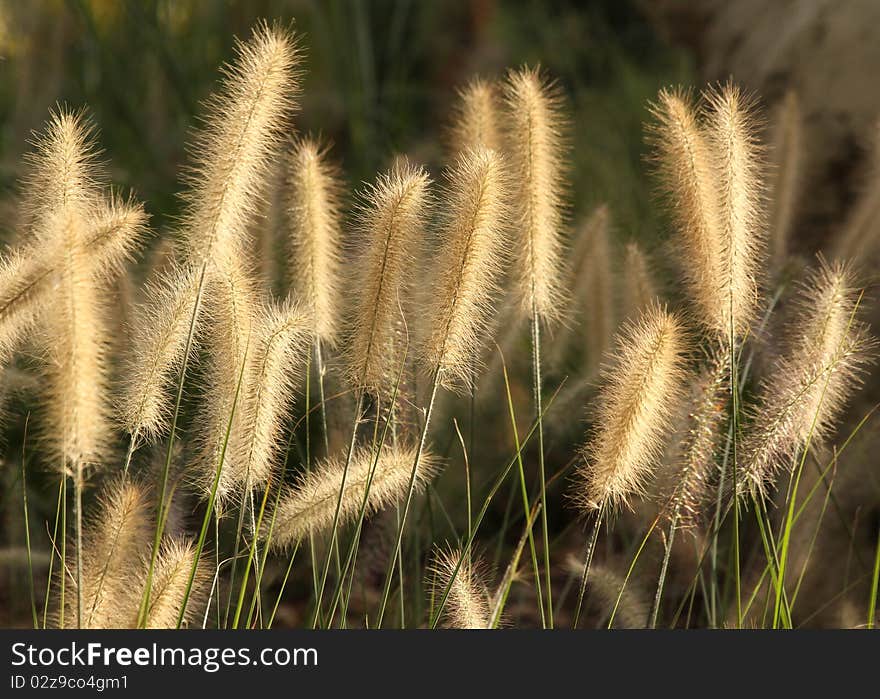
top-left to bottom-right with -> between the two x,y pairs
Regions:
20,416 -> 37,629
375,369 -> 441,627
572,505 -> 604,628
43,479 -> 64,629
315,340 -> 331,457
429,382 -> 565,628
530,302 -> 553,628
60,477 -> 67,629
73,472 -> 83,629
490,504 -> 541,628
648,507 -> 679,628
174,333 -> 250,628
325,362 -> 406,626
501,350 -> 545,627
607,517 -> 660,628
311,389 -> 364,627
866,531 -> 880,629
267,543 -> 300,629
122,427 -> 139,477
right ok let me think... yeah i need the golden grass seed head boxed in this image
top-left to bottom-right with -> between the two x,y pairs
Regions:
345,160 -> 432,391
572,303 -> 689,513
421,146 -> 509,391
267,443 -> 440,550
740,259 -> 876,498
451,78 -> 503,155
143,538 -> 208,629
503,66 -> 569,323
237,299 -> 311,490
181,22 -> 301,267
428,545 -> 492,629
285,136 -> 344,346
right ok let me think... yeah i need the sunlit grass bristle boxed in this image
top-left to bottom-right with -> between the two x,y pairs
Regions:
267,443 -> 440,550
451,78 -> 503,155
345,160 -> 431,391
284,136 -> 343,347
429,545 -> 491,629
503,66 -> 568,322
740,258 -> 876,497
181,22 -> 301,266
421,146 -> 508,391
572,304 -> 688,513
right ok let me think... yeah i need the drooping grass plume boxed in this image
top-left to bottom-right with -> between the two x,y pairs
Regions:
767,91 -> 803,273
572,304 -> 688,512
345,160 -> 431,391
421,146 -> 508,391
284,136 -> 343,346
180,22 -> 301,267
451,78 -> 503,155
267,443 -> 440,550
143,538 -> 207,629
119,263 -> 201,442
62,478 -> 151,629
620,241 -> 657,323
87,194 -> 149,280
0,193 -> 145,364
703,82 -> 766,338
739,260 -> 875,497
503,66 -> 568,322
238,300 -> 310,490
429,546 -> 491,629
0,249 -> 52,362
192,257 -> 258,504
650,90 -> 727,334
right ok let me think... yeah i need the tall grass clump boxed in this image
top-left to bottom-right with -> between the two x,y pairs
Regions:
3,14 -> 880,632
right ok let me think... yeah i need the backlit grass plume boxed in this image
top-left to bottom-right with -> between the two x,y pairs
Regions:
143,538 -> 207,629
8,190 -> 144,367
238,300 -> 310,490
429,546 -> 491,629
181,22 -> 300,266
650,90 -> 727,335
503,66 -> 567,322
346,161 -> 431,391
119,263 -> 200,443
740,260 -> 874,497
573,304 -> 688,512
267,443 -> 440,549
421,146 -> 508,390
284,136 -> 343,346
28,111 -> 109,475
63,478 -> 151,629
451,78 -> 502,154
703,82 -> 765,337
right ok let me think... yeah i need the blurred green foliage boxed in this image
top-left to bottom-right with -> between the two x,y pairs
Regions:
0,0 -> 691,244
